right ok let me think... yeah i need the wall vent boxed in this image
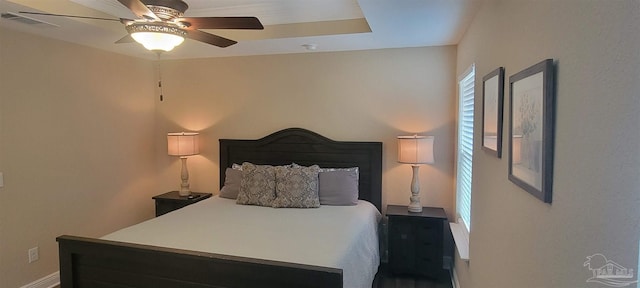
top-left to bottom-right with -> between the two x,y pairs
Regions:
1,12 -> 59,27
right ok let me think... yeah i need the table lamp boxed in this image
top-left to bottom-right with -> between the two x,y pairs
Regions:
167,132 -> 199,196
397,135 -> 434,213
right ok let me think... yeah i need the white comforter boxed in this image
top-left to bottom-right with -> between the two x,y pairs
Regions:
103,196 -> 381,288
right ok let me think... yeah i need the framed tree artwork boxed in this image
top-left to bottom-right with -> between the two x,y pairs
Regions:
482,67 -> 505,157
508,59 -> 555,203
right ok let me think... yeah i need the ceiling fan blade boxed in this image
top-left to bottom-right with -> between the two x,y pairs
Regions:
187,30 -> 237,48
179,17 -> 264,30
115,34 -> 135,44
19,11 -> 121,22
117,0 -> 159,21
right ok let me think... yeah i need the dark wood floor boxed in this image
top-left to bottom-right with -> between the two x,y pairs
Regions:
373,264 -> 453,288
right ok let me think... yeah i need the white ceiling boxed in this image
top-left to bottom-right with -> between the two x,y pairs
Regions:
0,0 -> 482,60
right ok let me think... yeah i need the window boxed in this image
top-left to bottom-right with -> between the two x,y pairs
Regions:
451,64 -> 475,261
456,65 -> 475,232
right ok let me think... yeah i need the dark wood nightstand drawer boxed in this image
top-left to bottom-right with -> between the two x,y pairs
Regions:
155,201 -> 189,216
416,221 -> 439,243
386,205 -> 447,278
152,191 -> 212,217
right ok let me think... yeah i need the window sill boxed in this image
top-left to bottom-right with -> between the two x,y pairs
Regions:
449,222 -> 469,261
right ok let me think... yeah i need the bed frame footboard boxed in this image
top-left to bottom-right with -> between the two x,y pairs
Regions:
57,235 -> 343,288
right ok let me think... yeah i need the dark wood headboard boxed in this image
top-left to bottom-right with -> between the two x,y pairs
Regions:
219,128 -> 382,211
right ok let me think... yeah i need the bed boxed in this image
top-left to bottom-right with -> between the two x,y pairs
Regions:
57,128 -> 383,288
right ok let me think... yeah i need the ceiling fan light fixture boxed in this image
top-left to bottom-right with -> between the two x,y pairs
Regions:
131,31 -> 184,51
127,23 -> 187,52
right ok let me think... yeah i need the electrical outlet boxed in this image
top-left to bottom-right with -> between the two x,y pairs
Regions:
28,247 -> 39,263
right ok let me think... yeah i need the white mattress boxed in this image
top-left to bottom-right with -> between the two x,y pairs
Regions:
103,196 -> 381,288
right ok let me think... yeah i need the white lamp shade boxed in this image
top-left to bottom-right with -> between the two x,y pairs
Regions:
398,135 -> 434,164
167,132 -> 200,156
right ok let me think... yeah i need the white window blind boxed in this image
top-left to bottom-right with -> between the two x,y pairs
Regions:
456,65 -> 475,231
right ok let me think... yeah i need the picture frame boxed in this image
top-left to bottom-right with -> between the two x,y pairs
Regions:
508,59 -> 555,203
482,67 -> 505,157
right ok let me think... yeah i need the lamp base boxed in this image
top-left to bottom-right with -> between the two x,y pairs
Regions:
408,195 -> 422,213
178,157 -> 191,196
179,186 -> 191,197
408,165 -> 422,213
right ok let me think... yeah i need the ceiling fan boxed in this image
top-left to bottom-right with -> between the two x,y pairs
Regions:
19,0 -> 264,52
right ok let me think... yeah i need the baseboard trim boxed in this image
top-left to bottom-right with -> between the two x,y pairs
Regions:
19,271 -> 59,288
450,266 -> 461,288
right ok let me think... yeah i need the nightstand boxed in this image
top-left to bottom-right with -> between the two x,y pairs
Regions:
152,191 -> 212,217
386,204 -> 447,278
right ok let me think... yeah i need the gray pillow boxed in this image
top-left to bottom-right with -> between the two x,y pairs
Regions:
272,165 -> 321,208
236,162 -> 276,206
319,169 -> 359,206
219,168 -> 241,199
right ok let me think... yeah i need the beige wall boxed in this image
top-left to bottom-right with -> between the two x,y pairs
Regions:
455,1 -> 640,287
154,47 -> 457,217
0,25 -> 4,288
0,28 -> 158,287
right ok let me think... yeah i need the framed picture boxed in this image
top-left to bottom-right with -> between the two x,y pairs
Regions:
482,67 -> 505,157
508,59 -> 555,203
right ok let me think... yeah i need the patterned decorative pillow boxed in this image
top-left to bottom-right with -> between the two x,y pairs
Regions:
272,165 -> 321,208
292,164 -> 359,178
236,162 -> 276,206
319,167 -> 359,180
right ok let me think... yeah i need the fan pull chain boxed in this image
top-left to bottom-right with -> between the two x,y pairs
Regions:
157,52 -> 164,101
159,76 -> 163,101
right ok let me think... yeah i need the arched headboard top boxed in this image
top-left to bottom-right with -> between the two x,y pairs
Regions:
219,128 -> 382,211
